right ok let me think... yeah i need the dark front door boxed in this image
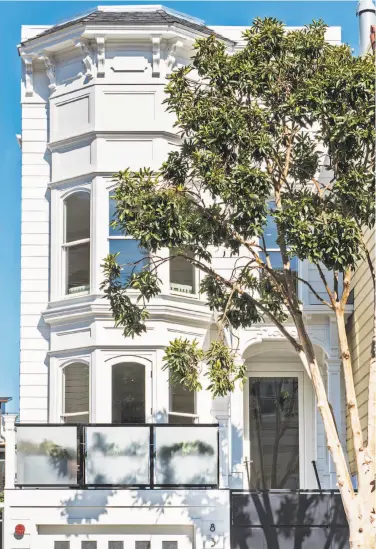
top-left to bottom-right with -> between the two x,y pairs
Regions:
248,377 -> 300,490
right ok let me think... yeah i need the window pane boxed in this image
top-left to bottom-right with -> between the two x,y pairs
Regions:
109,197 -> 124,236
162,542 -> 178,549
263,212 -> 279,249
64,363 -> 89,421
82,543 -> 97,549
170,251 -> 195,294
249,377 -> 299,489
259,251 -> 297,273
55,543 -> 70,549
112,363 -> 145,424
169,380 -> 195,424
109,239 -> 148,285
65,192 -> 90,242
135,542 -> 151,549
67,242 -> 90,294
109,543 -> 124,549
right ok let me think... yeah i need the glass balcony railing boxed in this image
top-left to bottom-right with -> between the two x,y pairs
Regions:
14,423 -> 219,488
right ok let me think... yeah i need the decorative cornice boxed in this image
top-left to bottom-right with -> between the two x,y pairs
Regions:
96,37 -> 106,77
76,39 -> 94,78
151,35 -> 161,76
41,54 -> 57,92
166,39 -> 184,74
42,293 -> 212,328
21,53 -> 34,96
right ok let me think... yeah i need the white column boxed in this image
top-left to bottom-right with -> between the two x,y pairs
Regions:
229,375 -> 245,489
3,415 -> 17,489
327,358 -> 343,488
92,176 -> 108,295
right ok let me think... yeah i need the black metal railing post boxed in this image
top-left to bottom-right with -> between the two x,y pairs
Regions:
149,425 -> 155,489
77,424 -> 85,488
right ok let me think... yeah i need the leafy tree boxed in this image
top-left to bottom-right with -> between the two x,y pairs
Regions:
101,18 -> 375,547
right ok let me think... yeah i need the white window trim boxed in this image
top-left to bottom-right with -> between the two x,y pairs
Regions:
168,382 -> 197,423
242,365 -> 316,490
62,191 -> 91,297
60,360 -> 91,424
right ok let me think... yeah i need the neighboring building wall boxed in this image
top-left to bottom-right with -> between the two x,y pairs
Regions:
346,228 -> 375,471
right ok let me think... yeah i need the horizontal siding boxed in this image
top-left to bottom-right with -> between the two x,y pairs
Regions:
346,228 -> 374,473
20,103 -> 50,423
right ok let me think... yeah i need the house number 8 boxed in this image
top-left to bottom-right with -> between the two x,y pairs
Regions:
210,524 -> 215,532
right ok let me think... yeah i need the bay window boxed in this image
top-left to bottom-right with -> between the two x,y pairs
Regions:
109,195 -> 148,284
63,191 -> 90,295
62,362 -> 90,423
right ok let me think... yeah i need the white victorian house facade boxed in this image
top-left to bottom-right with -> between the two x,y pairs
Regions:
3,5 -> 350,549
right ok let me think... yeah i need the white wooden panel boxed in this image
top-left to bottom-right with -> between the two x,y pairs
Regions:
20,292 -> 48,304
21,221 -> 49,234
22,141 -> 47,153
22,152 -> 49,165
20,373 -> 48,386
19,360 -> 48,373
22,165 -> 50,176
21,244 -> 48,257
100,91 -> 155,129
22,106 -> 47,119
22,130 -> 48,141
21,339 -> 49,351
21,256 -> 49,268
55,95 -> 90,138
19,396 -> 48,409
21,233 -> 49,245
22,210 -> 49,222
99,139 -> 153,171
20,385 -> 48,398
22,117 -> 48,130
21,279 -> 49,292
21,269 -> 48,281
19,409 -> 48,422
54,142 -> 91,180
21,325 -> 49,340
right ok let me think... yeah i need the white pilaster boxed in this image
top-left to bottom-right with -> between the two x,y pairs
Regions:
3,415 -> 17,489
229,377 -> 245,488
327,357 -> 343,488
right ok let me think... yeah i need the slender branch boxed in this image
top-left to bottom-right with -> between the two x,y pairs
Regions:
294,275 -> 333,309
316,263 -> 336,307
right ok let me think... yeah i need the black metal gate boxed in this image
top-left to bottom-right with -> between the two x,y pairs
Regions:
230,490 -> 349,549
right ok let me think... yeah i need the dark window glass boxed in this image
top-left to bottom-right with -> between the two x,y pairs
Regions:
263,212 -> 279,249
109,543 -> 124,549
65,192 -> 90,242
135,543 -> 151,549
162,543 -> 178,549
109,239 -> 148,285
169,380 -> 195,424
112,363 -> 145,424
55,543 -> 70,549
67,241 -> 90,294
170,249 -> 195,294
249,377 -> 299,489
82,543 -> 97,549
109,197 -> 124,236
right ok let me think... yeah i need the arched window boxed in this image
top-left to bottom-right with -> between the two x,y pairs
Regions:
112,363 -> 145,424
63,191 -> 90,295
169,249 -> 195,294
169,380 -> 196,424
108,195 -> 148,285
62,363 -> 89,423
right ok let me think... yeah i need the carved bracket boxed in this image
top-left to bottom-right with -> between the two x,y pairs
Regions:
151,35 -> 161,77
21,54 -> 34,96
42,54 -> 56,92
77,39 -> 94,78
96,37 -> 106,77
166,39 -> 184,74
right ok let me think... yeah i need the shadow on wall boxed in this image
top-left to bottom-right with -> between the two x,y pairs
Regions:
231,491 -> 349,549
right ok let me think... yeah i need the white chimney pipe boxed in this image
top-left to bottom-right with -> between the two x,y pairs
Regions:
356,0 -> 376,55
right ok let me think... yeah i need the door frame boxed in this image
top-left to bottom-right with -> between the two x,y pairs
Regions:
243,365 -> 316,489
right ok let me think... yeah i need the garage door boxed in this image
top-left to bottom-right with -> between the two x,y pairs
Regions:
36,527 -> 193,549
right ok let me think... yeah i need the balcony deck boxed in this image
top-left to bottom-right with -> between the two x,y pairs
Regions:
13,423 -> 219,489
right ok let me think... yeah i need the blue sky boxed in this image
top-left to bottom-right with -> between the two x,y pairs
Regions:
0,1 -> 361,413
